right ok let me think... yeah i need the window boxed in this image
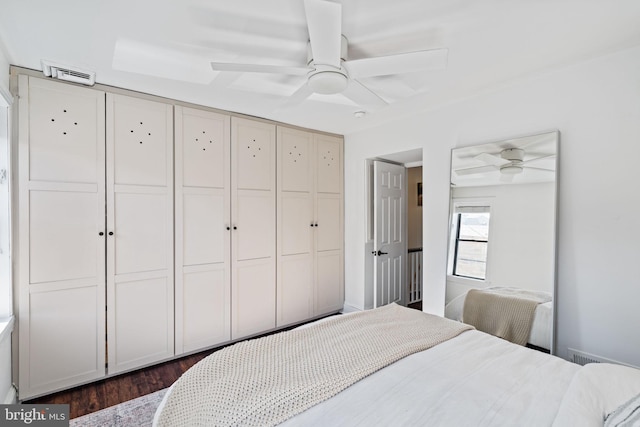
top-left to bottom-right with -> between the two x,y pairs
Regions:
452,207 -> 490,280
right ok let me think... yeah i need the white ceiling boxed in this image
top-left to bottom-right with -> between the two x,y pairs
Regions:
2,1 -> 640,135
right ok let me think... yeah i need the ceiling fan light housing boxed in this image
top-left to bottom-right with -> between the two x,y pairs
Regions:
500,164 -> 524,175
307,71 -> 348,94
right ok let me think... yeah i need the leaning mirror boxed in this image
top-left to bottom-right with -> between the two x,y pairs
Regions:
444,131 -> 558,354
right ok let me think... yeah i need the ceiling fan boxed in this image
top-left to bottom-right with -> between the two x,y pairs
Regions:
454,148 -> 555,178
210,0 -> 448,109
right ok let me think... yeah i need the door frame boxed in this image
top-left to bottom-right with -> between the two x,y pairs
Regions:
365,149 -> 423,310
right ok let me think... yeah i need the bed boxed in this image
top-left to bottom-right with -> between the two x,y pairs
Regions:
154,304 -> 640,427
445,287 -> 553,350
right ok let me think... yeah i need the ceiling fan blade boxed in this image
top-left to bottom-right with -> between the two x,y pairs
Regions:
275,83 -> 314,110
341,80 -> 388,109
454,165 -> 498,176
304,0 -> 342,68
210,62 -> 309,75
343,49 -> 448,79
475,152 -> 511,167
523,165 -> 555,172
522,153 -> 556,164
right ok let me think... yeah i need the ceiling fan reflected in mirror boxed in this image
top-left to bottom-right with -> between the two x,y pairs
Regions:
210,0 -> 448,109
455,148 -> 556,179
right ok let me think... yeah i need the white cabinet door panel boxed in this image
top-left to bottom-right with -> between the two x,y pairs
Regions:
316,195 -> 342,253
111,277 -> 172,371
231,117 -> 275,340
183,191 -> 226,266
181,111 -> 228,188
27,78 -> 102,184
280,194 -> 313,256
175,106 -> 231,354
114,192 -> 168,275
106,93 -> 174,373
233,260 -> 276,338
18,76 -> 106,399
315,134 -> 342,194
111,96 -> 170,187
28,286 -> 102,393
234,119 -> 275,191
29,190 -> 98,284
182,268 -> 230,352
315,252 -> 344,314
234,191 -> 274,261
279,128 -> 313,193
278,255 -> 313,326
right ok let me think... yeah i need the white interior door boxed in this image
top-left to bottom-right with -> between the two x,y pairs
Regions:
373,161 -> 406,308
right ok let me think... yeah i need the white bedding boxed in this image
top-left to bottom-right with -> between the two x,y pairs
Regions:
280,330 -> 576,427
445,289 -> 552,349
155,307 -> 640,427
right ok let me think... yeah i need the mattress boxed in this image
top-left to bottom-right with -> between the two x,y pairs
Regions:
445,289 -> 552,349
154,307 -> 640,427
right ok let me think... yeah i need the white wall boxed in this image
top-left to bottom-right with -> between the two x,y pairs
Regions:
446,182 -> 555,304
0,40 -> 9,99
344,44 -> 640,367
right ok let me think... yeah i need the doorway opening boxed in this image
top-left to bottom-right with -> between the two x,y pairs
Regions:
365,148 -> 423,310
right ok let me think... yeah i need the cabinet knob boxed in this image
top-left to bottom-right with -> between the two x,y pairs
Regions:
310,223 -> 314,227
99,231 -> 104,236
314,223 -> 318,227
226,226 -> 230,230
108,231 -> 114,236
233,226 -> 237,230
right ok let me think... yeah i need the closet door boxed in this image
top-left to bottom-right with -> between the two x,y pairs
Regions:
231,117 -> 276,339
314,134 -> 344,315
277,127 -> 314,327
106,94 -> 174,373
17,76 -> 106,398
175,106 -> 231,354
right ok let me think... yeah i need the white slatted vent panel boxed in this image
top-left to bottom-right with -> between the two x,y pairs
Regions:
568,348 -> 618,366
41,60 -> 96,86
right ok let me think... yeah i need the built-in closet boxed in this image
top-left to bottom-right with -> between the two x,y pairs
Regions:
16,74 -> 343,399
276,127 -> 343,327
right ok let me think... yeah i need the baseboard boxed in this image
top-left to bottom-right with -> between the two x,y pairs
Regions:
341,304 -> 363,314
3,385 -> 17,404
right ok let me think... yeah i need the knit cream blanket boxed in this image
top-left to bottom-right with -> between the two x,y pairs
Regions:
463,288 -> 548,346
156,303 -> 472,427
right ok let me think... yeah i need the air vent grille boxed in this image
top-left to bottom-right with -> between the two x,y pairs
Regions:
41,60 -> 96,86
567,348 -> 618,366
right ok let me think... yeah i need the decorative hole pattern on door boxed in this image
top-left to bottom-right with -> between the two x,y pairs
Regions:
316,135 -> 341,194
112,96 -> 169,187
182,112 -> 227,188
29,80 -> 101,183
280,129 -> 312,193
235,123 -> 274,191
